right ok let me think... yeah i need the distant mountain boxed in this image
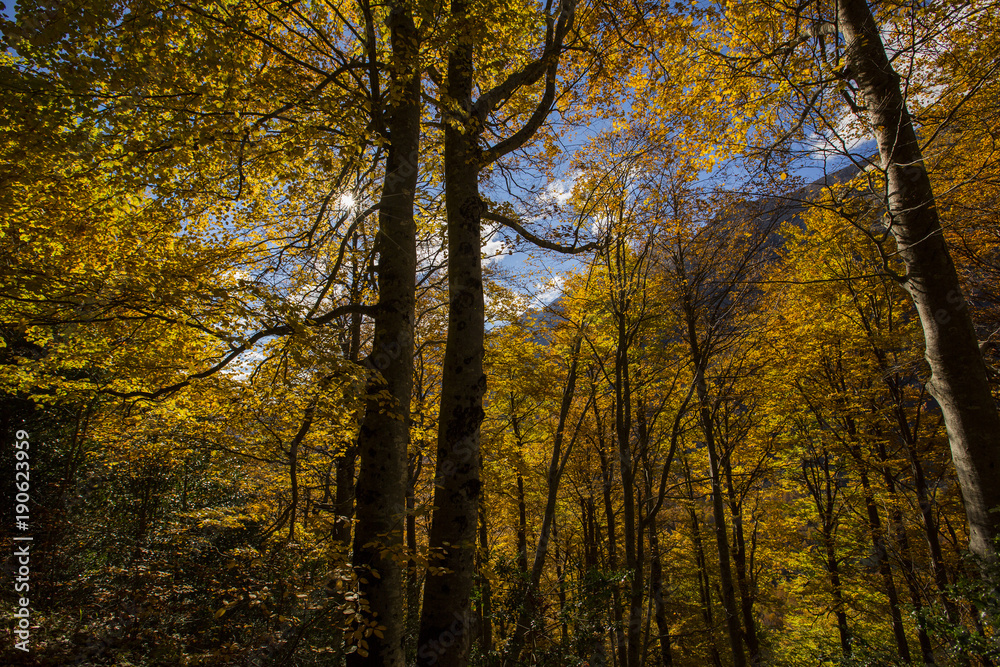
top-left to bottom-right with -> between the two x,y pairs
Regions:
726,162 -> 867,253
516,162 -> 868,336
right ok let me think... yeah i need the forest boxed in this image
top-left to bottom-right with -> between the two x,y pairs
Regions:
1,0 -> 999,665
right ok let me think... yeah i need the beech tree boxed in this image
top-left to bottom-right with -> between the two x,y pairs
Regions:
693,0 -> 1000,560
3,3 -> 425,663
834,0 -> 1000,563
417,1 -> 584,664
345,1 -> 422,664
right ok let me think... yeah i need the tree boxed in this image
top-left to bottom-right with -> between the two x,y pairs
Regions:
836,0 -> 1000,564
417,1 -> 583,664
2,3 -> 425,663
347,1 -> 422,663
636,0 -> 1000,560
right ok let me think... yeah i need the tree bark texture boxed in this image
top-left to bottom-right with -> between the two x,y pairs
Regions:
348,3 -> 421,664
416,1 -> 485,660
838,0 -> 1000,560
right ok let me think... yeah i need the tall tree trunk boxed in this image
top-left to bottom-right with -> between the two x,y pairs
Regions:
837,0 -> 1000,561
416,1 -> 485,660
287,411 -> 303,542
348,4 -> 421,663
684,456 -> 724,667
516,472 -> 528,570
898,518 -> 935,665
406,449 -> 424,661
555,521 -> 569,645
612,309 -> 642,667
596,395 -> 626,666
685,307 -> 746,667
724,456 -> 760,665
905,431 -> 961,623
803,447 -> 853,659
691,508 -> 723,667
824,528 -> 852,658
627,488 -> 645,667
874,434 -> 934,664
582,496 -> 599,572
417,0 -> 575,659
479,505 -> 493,655
335,239 -> 364,546
580,495 -> 607,667
335,446 -> 357,546
649,514 -> 673,667
514,411 -> 529,575
854,449 -> 911,663
506,336 -> 584,664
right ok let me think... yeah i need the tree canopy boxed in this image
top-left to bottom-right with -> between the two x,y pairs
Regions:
2,0 -> 999,665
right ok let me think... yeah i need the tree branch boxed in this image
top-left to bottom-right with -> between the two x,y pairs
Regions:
106,303 -> 376,400
482,210 -> 601,254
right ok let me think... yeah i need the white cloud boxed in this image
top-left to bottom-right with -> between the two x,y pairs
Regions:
482,231 -> 507,265
805,109 -> 874,162
532,171 -> 580,221
533,274 -> 565,306
544,179 -> 575,206
590,212 -> 611,237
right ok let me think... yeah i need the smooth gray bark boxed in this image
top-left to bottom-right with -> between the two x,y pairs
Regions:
837,0 -> 1000,560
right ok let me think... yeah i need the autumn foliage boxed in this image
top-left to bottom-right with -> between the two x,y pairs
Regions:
2,0 -> 999,666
